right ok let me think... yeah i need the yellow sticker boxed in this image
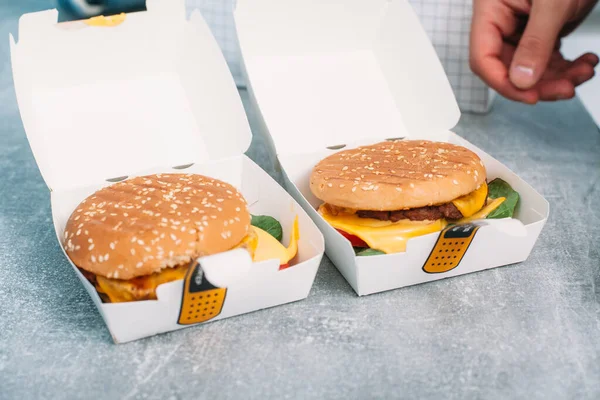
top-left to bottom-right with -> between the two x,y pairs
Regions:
422,223 -> 481,274
84,13 -> 127,27
178,261 -> 226,325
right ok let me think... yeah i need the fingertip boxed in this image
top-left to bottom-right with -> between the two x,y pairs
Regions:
566,60 -> 596,86
539,79 -> 575,101
584,52 -> 599,66
574,66 -> 595,86
509,64 -> 537,90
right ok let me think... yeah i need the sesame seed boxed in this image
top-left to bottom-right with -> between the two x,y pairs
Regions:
396,187 -> 403,192
137,240 -> 144,246
409,183 -> 415,188
76,229 -> 81,236
352,187 -> 357,192
88,244 -> 94,250
136,262 -> 143,268
91,255 -> 96,262
117,264 -> 124,269
88,238 -> 93,243
170,234 -> 177,241
453,180 -> 459,185
131,249 -> 136,255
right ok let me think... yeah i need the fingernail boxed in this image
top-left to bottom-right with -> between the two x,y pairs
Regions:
515,65 -> 534,76
510,65 -> 535,88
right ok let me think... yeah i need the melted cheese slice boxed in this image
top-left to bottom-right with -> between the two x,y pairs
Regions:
94,219 -> 300,303
457,197 -> 505,223
85,13 -> 127,27
320,194 -> 507,255
319,205 -> 447,254
252,216 -> 300,265
451,182 -> 488,218
96,263 -> 188,303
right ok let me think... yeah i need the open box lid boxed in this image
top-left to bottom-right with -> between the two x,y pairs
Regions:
235,0 -> 461,154
10,0 -> 252,192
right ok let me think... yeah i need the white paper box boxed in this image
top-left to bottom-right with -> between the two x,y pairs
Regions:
10,0 -> 324,343
234,0 -> 549,296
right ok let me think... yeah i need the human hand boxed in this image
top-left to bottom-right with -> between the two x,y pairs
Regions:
470,0 -> 599,104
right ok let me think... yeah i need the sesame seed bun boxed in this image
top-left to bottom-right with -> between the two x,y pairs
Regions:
310,140 -> 486,210
63,173 -> 250,280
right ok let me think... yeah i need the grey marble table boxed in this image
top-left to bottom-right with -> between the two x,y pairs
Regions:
1,2 -> 599,400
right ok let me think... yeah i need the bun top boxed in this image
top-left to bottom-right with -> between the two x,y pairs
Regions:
63,173 -> 250,280
310,140 -> 486,210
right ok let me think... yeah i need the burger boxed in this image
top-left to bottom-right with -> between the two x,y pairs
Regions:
63,173 -> 298,303
310,140 -> 514,255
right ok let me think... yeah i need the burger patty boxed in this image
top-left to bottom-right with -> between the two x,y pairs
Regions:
357,202 -> 463,221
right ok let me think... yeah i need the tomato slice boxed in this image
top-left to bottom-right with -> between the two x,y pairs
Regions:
336,229 -> 368,248
278,263 -> 290,271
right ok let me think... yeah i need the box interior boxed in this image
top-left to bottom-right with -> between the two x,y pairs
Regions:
235,0 -> 461,154
11,0 -> 251,192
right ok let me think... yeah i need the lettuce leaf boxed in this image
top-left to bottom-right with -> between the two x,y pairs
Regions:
251,215 -> 283,241
487,178 -> 520,219
355,248 -> 386,256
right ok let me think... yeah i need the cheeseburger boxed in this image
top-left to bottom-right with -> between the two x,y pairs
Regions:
63,173 -> 298,303
310,140 -> 507,254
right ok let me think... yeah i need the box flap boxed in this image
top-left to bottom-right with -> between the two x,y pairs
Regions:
11,0 -> 251,191
235,0 -> 460,154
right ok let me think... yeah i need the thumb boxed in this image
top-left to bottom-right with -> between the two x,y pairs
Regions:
509,0 -> 571,89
